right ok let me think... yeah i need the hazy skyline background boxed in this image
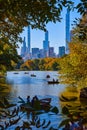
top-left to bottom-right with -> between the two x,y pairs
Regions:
17,1 -> 80,55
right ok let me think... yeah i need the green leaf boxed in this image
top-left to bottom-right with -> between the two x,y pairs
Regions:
42,120 -> 51,128
0,100 -> 5,108
62,106 -> 69,115
23,121 -> 30,128
76,3 -> 82,9
61,95 -> 77,102
18,96 -> 25,103
59,97 -> 66,102
6,103 -> 16,108
81,0 -> 86,2
69,96 -> 77,101
35,111 -> 45,115
40,119 -> 46,127
66,104 -> 72,107
33,100 -> 41,110
61,95 -> 69,101
50,106 -> 59,114
4,98 -> 9,106
58,4 -> 62,10
58,118 -> 71,128
36,118 -> 40,128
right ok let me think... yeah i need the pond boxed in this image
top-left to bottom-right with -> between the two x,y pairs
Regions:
0,71 -> 68,129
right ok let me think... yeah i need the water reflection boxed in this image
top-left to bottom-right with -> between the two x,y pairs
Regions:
6,71 -> 65,99
4,71 -> 66,129
0,71 -> 85,129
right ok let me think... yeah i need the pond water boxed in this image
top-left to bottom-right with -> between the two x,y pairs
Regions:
6,71 -> 65,102
2,71 -> 67,129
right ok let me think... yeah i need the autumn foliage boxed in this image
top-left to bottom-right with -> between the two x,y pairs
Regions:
20,58 -> 60,71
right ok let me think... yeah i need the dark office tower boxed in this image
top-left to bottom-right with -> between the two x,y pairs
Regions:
43,31 -> 49,57
65,9 -> 70,53
59,46 -> 65,57
27,26 -> 30,53
32,48 -> 39,59
21,37 -> 26,57
23,37 -> 26,53
49,47 -> 55,57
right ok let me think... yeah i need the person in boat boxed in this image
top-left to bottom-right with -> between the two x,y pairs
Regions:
33,95 -> 38,100
27,96 -> 30,103
46,75 -> 50,78
53,78 -> 55,82
56,79 -> 58,82
31,95 -> 39,107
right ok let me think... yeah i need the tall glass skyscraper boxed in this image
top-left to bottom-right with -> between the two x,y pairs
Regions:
21,36 -> 26,57
43,31 -> 49,57
59,46 -> 65,57
27,26 -> 30,53
65,9 -> 70,53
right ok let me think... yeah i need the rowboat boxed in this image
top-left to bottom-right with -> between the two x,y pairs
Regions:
31,74 -> 36,77
46,75 -> 50,78
48,79 -> 59,84
14,72 -> 19,74
24,72 -> 29,74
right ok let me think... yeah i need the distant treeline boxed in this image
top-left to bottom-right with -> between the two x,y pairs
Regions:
20,58 -> 60,71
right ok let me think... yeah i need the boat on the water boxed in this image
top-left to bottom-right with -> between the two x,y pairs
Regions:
30,74 -> 36,77
48,79 -> 59,84
40,98 -> 51,104
46,75 -> 50,78
24,72 -> 29,74
14,72 -> 19,74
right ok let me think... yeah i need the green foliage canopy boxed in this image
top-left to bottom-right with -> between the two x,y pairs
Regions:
0,0 -> 87,43
59,14 -> 87,88
0,0 -> 87,73
20,58 -> 60,71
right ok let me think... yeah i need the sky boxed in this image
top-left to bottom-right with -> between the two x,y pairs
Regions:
17,1 -> 80,55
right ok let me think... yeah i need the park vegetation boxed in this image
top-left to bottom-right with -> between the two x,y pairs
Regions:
0,0 -> 87,129
58,12 -> 87,129
59,13 -> 87,88
0,0 -> 87,75
20,57 -> 60,71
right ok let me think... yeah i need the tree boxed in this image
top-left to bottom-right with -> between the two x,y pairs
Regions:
0,0 -> 86,43
39,59 -> 46,70
59,43 -> 87,87
0,0 -> 87,73
0,38 -> 21,71
33,59 -> 40,70
72,13 -> 87,43
0,0 -> 73,73
59,14 -> 87,88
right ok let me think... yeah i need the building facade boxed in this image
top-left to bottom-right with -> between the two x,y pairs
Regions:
32,48 -> 39,59
21,37 -> 26,57
27,26 -> 31,54
59,46 -> 65,57
43,31 -> 49,57
65,9 -> 70,54
49,47 -> 55,57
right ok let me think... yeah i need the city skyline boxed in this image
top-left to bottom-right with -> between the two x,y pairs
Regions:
17,6 -> 80,55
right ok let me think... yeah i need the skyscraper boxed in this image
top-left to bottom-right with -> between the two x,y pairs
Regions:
49,47 -> 55,57
21,36 -> 26,57
59,46 -> 65,57
27,26 -> 30,53
43,31 -> 49,57
32,48 -> 39,59
65,9 -> 70,53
